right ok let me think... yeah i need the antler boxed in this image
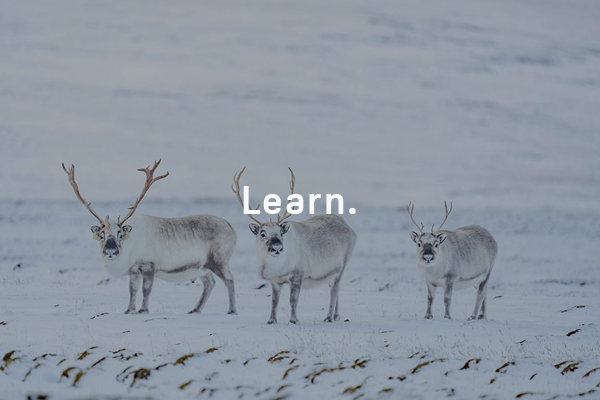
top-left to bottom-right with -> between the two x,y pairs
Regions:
117,159 -> 169,226
432,201 -> 453,232
232,166 -> 262,225
407,201 -> 425,234
276,168 -> 296,224
62,163 -> 106,226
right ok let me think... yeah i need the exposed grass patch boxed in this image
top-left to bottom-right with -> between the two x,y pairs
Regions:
174,353 -> 195,366
179,379 -> 193,390
268,350 -> 291,363
583,367 -> 600,379
32,353 -> 56,362
560,362 -> 580,375
461,358 -> 481,370
1,350 -> 20,371
126,367 -> 151,388
411,359 -> 444,374
77,346 -> 98,360
305,358 -> 368,384
89,356 -> 106,369
495,361 -> 515,373
22,362 -> 41,382
282,365 -> 299,380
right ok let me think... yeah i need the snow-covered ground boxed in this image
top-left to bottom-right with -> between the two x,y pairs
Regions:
1,0 -> 600,399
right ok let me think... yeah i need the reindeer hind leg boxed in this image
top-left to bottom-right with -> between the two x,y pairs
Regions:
207,254 -> 236,315
189,272 -> 215,314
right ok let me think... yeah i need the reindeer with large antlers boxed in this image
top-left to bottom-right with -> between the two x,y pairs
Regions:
63,160 -> 237,315
407,202 -> 498,320
233,167 -> 356,324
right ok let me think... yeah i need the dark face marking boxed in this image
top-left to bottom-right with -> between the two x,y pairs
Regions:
267,237 -> 283,255
414,233 -> 441,264
167,264 -> 200,274
93,222 -> 129,260
255,223 -> 287,257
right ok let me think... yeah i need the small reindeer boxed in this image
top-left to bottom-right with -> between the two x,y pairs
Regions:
407,202 -> 498,320
62,160 -> 237,315
232,167 -> 356,324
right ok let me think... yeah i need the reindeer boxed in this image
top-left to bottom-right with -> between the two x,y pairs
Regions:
407,202 -> 498,320
232,167 -> 356,324
62,160 -> 237,315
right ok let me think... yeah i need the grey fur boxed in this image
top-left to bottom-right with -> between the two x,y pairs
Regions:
250,215 -> 356,324
93,214 -> 237,315
410,225 -> 498,320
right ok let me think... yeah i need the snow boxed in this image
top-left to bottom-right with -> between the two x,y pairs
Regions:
1,0 -> 600,399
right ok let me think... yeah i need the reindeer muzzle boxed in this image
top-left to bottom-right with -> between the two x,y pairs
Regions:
103,237 -> 120,258
267,238 -> 283,256
422,244 -> 435,263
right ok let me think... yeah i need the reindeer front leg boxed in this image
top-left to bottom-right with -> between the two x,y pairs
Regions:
325,273 -> 342,322
289,271 -> 303,324
424,282 -> 436,319
267,282 -> 281,324
125,267 -> 142,314
443,278 -> 454,320
138,263 -> 155,314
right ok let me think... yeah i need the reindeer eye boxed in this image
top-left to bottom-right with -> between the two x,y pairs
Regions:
260,231 -> 266,238
118,232 -> 123,239
99,232 -> 105,240
434,243 -> 438,248
417,242 -> 422,247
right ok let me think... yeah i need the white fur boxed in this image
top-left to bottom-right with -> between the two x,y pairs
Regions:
411,225 -> 498,320
250,214 -> 356,324
95,214 -> 237,315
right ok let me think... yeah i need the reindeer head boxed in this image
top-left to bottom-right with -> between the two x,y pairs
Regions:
250,221 -> 291,257
88,216 -> 132,260
63,160 -> 169,261
232,167 -> 295,258
407,201 -> 452,265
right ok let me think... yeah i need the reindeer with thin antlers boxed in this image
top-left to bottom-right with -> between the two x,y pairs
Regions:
232,167 -> 356,324
62,160 -> 237,315
407,202 -> 498,320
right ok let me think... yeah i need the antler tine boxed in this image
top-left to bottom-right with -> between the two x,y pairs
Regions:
231,166 -> 262,225
406,201 -> 425,234
62,163 -> 105,225
137,159 -> 169,180
433,201 -> 453,232
117,159 -> 169,226
276,167 -> 296,224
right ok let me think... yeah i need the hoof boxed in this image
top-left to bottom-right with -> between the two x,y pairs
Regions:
187,309 -> 199,314
468,316 -> 476,321
290,320 -> 299,325
477,315 -> 486,320
228,310 -> 238,315
444,315 -> 452,320
137,309 -> 148,314
324,316 -> 333,323
424,315 -> 432,320
334,315 -> 340,322
267,319 -> 276,325
124,309 -> 135,314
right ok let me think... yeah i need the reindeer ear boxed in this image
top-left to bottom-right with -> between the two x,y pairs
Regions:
122,225 -> 132,240
280,221 -> 290,235
437,232 -> 447,244
249,223 -> 260,235
91,226 -> 101,240
410,231 -> 419,243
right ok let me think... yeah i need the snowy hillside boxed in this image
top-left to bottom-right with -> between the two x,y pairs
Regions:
1,0 -> 600,399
